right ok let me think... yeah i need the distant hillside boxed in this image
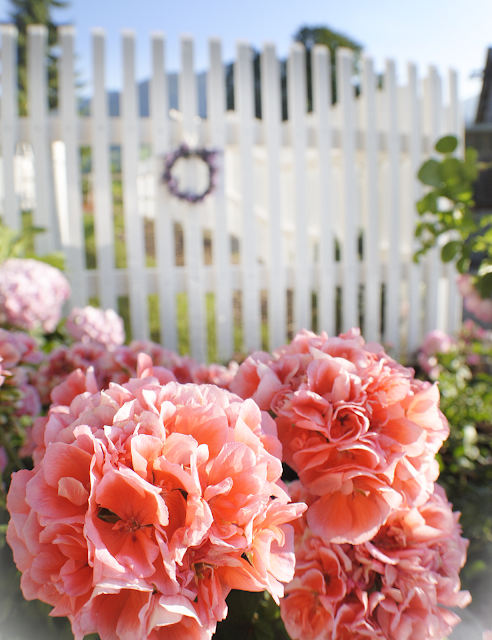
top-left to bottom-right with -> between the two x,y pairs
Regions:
80,71 -> 207,117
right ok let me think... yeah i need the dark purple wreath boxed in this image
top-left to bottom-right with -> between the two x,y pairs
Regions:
162,143 -> 219,204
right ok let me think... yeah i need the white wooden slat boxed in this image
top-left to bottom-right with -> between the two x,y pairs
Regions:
423,66 -> 441,335
52,141 -> 70,247
288,43 -> 310,332
261,42 -> 285,349
59,26 -> 87,307
180,35 -> 206,363
337,48 -> 358,331
236,41 -> 260,352
406,63 -> 424,355
151,32 -> 178,352
361,55 -> 380,343
208,38 -> 233,360
446,68 -> 463,334
383,59 -> 400,353
91,28 -> 117,312
27,25 -> 56,254
121,30 -> 149,340
312,44 -> 335,337
1,24 -> 20,231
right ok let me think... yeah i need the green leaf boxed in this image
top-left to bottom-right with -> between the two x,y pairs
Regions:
475,272 -> 492,298
435,135 -> 458,154
418,159 -> 442,187
441,240 -> 461,263
417,192 -> 438,215
440,157 -> 462,183
24,251 -> 66,271
456,255 -> 470,273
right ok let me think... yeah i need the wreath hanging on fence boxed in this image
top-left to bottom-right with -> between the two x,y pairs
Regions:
162,143 -> 219,203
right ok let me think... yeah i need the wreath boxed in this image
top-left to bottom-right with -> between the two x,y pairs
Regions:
162,143 -> 219,204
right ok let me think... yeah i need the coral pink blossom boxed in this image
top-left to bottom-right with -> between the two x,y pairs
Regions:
232,328 -> 450,544
7,357 -> 305,639
280,482 -> 470,640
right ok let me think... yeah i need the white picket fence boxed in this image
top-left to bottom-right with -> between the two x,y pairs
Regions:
0,24 -> 463,363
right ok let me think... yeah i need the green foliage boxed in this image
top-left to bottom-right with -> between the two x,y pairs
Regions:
413,136 -> 492,299
420,324 -> 492,626
8,0 -> 69,115
214,591 -> 290,640
0,219 -> 65,269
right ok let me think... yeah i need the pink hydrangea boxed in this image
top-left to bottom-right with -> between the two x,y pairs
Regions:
66,306 -> 125,349
7,354 -> 305,640
280,481 -> 470,640
0,258 -> 71,332
231,328 -> 449,544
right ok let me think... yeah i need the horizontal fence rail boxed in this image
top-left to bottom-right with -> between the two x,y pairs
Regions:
0,25 -> 464,362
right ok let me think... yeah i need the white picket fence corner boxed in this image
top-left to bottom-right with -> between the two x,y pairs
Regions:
0,24 -> 463,362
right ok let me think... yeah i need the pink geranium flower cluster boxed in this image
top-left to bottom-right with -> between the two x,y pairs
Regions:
66,306 -> 125,350
33,339 -> 238,406
417,329 -> 454,378
0,328 -> 42,418
230,328 -> 449,545
458,274 -> 492,323
280,481 -> 470,640
7,355 -> 305,640
0,258 -> 71,332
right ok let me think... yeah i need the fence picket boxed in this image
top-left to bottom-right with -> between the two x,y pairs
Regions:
312,44 -> 335,337
423,66 -> 442,335
447,68 -> 463,334
261,42 -> 285,349
208,38 -> 233,360
59,26 -> 87,307
1,25 -> 20,231
406,63 -> 424,355
383,60 -> 401,353
361,55 -> 380,343
121,30 -> 149,340
179,35 -> 207,362
27,25 -> 56,254
337,48 -> 358,331
151,32 -> 178,352
91,28 -> 117,312
236,41 -> 260,352
288,43 -> 310,332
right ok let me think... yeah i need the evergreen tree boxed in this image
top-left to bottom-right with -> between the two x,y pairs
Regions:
8,0 -> 69,115
294,25 -> 363,106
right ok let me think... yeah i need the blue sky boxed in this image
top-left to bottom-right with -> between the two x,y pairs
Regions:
0,0 -> 490,100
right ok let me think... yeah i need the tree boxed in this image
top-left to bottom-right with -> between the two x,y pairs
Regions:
8,0 -> 69,115
293,25 -> 363,106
